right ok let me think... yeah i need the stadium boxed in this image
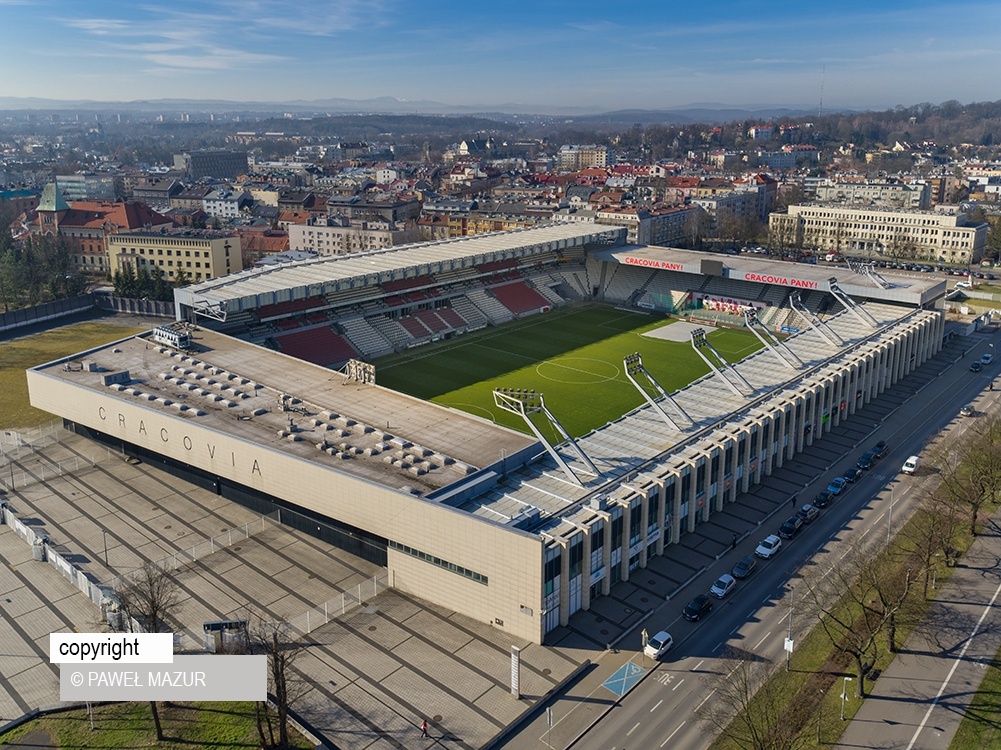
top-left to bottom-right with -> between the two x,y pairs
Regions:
28,223 -> 946,644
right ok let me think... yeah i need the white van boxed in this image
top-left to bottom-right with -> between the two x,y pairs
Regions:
902,455 -> 919,475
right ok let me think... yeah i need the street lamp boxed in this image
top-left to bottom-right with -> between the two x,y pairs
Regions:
841,676 -> 854,721
101,529 -> 108,567
932,553 -> 942,590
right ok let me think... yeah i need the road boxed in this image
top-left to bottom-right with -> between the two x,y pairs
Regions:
568,334 -> 998,750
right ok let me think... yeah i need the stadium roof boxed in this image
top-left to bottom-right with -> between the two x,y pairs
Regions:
176,223 -> 624,317
593,246 -> 946,306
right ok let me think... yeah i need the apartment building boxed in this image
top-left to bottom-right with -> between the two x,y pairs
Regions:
769,204 -> 988,263
557,144 -> 608,171
108,228 -> 243,282
813,180 -> 931,210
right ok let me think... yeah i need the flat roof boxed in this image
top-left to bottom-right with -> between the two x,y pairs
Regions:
38,328 -> 536,494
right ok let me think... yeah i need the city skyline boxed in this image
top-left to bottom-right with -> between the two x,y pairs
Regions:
2,0 -> 999,114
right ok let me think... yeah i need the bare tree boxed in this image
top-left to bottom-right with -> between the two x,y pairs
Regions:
799,540 -> 910,697
695,648 -> 807,750
901,483 -> 963,597
935,414 -> 1001,536
247,615 -> 312,749
115,562 -> 181,741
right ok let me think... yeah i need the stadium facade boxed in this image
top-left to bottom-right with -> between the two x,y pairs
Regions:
28,223 -> 946,644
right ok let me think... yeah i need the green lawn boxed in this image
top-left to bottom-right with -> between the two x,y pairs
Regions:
374,306 -> 762,438
950,644 -> 1001,749
0,701 -> 311,748
0,321 -> 147,430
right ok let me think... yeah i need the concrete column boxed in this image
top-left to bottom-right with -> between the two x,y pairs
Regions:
600,516 -> 612,596
668,474 -> 681,547
580,527 -> 593,612
639,494 -> 651,568
725,434 -> 739,503
712,446 -> 726,511
558,540 -> 571,628
684,462 -> 698,534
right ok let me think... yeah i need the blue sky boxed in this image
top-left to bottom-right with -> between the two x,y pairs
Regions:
2,0 -> 1000,111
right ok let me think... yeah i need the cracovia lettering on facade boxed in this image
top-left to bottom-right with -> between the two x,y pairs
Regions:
741,272 -> 820,289
97,407 -> 263,477
622,256 -> 686,271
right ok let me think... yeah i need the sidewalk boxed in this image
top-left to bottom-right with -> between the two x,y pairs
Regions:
834,518 -> 1001,748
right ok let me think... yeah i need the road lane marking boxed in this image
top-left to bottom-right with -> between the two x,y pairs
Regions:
650,699 -> 663,712
754,631 -> 772,649
691,660 -> 704,671
905,578 -> 1001,750
627,722 -> 640,736
695,689 -> 716,712
661,721 -> 685,747
712,641 -> 724,652
672,678 -> 685,691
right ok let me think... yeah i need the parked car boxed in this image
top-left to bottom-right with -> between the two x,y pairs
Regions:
710,573 -> 737,599
955,281 -> 973,290
982,353 -> 994,365
857,451 -> 875,470
872,440 -> 889,459
755,534 -> 783,559
970,361 -> 983,373
843,467 -> 862,483
644,630 -> 674,659
797,504 -> 820,524
732,555 -> 757,579
683,594 -> 714,621
813,490 -> 834,508
827,476 -> 848,495
960,404 -> 976,417
779,515 -> 803,539
902,455 -> 920,475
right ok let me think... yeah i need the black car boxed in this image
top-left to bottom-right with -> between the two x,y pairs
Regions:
843,467 -> 862,483
732,555 -> 757,579
971,361 -> 983,373
778,515 -> 803,539
857,451 -> 875,470
813,490 -> 834,508
872,441 -> 888,459
684,594 -> 714,621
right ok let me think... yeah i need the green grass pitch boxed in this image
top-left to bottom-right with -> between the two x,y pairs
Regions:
373,306 -> 763,439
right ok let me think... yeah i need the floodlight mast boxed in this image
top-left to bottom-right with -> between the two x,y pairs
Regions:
622,353 -> 693,430
742,308 -> 803,371
827,278 -> 880,328
689,328 -> 754,398
492,388 -> 600,486
788,290 -> 844,346
845,258 -> 891,289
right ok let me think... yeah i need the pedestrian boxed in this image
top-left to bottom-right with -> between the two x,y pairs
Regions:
421,719 -> 429,738
731,532 -> 738,550
791,494 -> 798,509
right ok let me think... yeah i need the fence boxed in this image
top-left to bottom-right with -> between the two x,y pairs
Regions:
0,294 -> 94,332
93,294 -> 174,318
287,571 -> 389,637
104,511 -> 281,590
1,504 -> 108,609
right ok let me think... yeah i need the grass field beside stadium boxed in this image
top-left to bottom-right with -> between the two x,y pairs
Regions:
374,306 -> 763,439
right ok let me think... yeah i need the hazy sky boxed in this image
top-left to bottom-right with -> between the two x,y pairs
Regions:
3,0 -> 1000,111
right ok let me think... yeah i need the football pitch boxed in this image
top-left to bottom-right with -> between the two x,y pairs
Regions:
373,306 -> 763,439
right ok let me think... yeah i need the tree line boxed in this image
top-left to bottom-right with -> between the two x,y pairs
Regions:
697,412 -> 1001,749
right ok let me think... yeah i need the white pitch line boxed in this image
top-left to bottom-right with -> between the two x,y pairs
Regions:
754,631 -> 772,650
661,721 -> 686,747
